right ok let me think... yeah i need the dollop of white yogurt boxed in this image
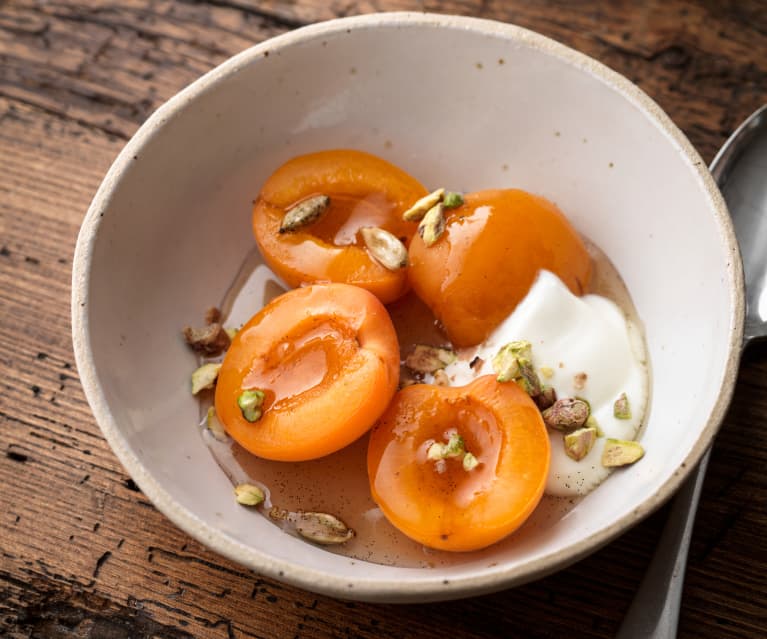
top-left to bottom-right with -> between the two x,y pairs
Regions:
441,270 -> 648,497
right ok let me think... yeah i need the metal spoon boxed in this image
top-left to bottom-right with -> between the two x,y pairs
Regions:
617,104 -> 767,638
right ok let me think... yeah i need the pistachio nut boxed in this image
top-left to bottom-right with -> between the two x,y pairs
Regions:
279,195 -> 330,233
515,360 -> 543,397
539,366 -> 554,379
237,389 -> 265,422
613,392 -> 632,420
563,427 -> 598,461
417,202 -> 446,246
541,397 -> 590,432
405,344 -> 457,374
427,432 -> 465,460
442,191 -> 464,208
191,363 -> 221,395
234,483 -> 265,507
601,438 -> 645,467
443,432 -> 465,458
205,406 -> 228,441
492,341 -> 527,382
269,507 -> 354,545
183,322 -> 231,356
534,385 -> 557,411
462,452 -> 480,471
360,226 -> 408,270
402,188 -> 445,222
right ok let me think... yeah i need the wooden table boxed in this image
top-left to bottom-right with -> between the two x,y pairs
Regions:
1,2 -> 765,637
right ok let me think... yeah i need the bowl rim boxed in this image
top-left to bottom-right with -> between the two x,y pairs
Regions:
71,11 -> 745,602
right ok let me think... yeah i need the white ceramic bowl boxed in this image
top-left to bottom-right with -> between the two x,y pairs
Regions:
72,13 -> 743,602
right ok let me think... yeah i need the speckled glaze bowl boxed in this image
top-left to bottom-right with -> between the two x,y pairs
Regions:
72,13 -> 743,602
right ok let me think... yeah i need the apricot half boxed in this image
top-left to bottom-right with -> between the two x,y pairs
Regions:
367,375 -> 550,552
253,150 -> 427,304
408,189 -> 592,347
215,283 -> 400,461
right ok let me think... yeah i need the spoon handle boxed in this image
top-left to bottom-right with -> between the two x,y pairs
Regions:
615,448 -> 711,639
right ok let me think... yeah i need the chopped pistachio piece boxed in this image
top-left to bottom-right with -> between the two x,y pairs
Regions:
602,439 -> 645,467
539,366 -> 554,379
563,427 -> 598,461
443,432 -> 465,458
442,191 -> 464,208
205,406 -> 228,441
515,360 -> 543,397
279,195 -> 330,233
462,452 -> 479,471
427,441 -> 446,460
542,397 -> 590,432
405,344 -> 457,374
402,188 -> 445,222
534,385 -> 557,411
183,323 -> 231,356
427,433 -> 465,460
360,226 -> 408,270
417,202 -> 446,246
269,507 -> 354,545
433,369 -> 450,387
234,483 -> 265,507
191,363 -> 221,395
237,389 -> 265,422
225,327 -> 238,340
492,340 -> 532,383
613,392 -> 632,420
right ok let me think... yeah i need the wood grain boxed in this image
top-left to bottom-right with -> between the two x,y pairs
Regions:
1,1 -> 765,638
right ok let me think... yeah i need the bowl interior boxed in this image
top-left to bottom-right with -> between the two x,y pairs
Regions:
74,14 -> 741,601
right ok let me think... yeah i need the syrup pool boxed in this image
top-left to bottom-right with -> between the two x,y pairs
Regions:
195,241 -> 648,568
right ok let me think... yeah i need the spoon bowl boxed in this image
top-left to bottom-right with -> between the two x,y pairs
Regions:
712,105 -> 767,347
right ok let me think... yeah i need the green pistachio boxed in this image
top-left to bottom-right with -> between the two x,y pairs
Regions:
279,195 -> 330,233
462,452 -> 479,471
542,398 -> 590,432
563,427 -> 598,461
205,406 -> 228,441
613,392 -> 632,420
191,363 -> 221,395
601,439 -> 645,467
237,389 -> 265,422
360,226 -> 408,270
402,188 -> 445,222
234,483 -> 265,507
418,202 -> 446,246
492,340 -> 532,383
405,344 -> 457,374
442,191 -> 464,208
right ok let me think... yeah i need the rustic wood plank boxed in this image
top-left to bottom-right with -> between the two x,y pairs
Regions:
1,1 -> 765,638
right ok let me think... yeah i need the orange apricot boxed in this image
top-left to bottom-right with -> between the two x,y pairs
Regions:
253,150 -> 427,304
215,283 -> 400,462
408,189 -> 592,347
367,375 -> 550,552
